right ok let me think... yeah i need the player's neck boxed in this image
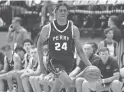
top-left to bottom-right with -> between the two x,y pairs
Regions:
56,19 -> 67,26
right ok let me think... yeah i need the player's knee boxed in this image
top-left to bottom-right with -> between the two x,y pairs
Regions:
82,80 -> 89,89
29,76 -> 33,83
75,77 -> 84,86
7,74 -> 12,81
111,80 -> 121,89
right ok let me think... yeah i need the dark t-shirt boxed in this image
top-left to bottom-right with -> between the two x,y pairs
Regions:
79,54 -> 100,71
92,57 -> 119,78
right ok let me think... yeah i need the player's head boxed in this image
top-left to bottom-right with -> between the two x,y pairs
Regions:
12,17 -> 22,29
15,46 -> 26,60
83,43 -> 94,57
30,46 -> 38,59
98,47 -> 109,63
104,28 -> 114,39
1,44 -> 12,57
55,2 -> 69,21
23,39 -> 33,54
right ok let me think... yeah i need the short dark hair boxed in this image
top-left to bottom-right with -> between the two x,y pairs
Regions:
23,39 -> 33,46
55,2 -> 69,12
98,47 -> 109,53
104,28 -> 113,35
15,46 -> 26,54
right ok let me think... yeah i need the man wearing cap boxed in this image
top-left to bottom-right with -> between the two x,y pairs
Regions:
37,2 -> 91,92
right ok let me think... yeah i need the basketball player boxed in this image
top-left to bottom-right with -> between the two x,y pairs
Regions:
37,2 -> 91,92
0,46 -> 26,92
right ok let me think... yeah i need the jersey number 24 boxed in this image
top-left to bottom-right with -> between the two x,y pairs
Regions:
55,42 -> 67,51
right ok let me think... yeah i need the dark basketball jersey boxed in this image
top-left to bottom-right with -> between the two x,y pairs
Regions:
48,20 -> 75,61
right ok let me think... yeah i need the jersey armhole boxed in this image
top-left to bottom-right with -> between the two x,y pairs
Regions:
47,23 -> 51,39
71,21 -> 74,39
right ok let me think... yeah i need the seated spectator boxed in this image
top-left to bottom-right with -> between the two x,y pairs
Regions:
29,44 -> 49,92
67,42 -> 100,92
21,46 -> 40,92
0,46 -> 26,92
82,47 -> 122,92
13,39 -> 32,92
0,44 -> 13,92
99,28 -> 118,59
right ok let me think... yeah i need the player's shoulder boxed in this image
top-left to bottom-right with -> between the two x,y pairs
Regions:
41,23 -> 51,34
71,22 -> 79,33
71,23 -> 80,37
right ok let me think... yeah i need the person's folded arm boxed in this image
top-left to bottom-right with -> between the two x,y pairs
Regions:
103,72 -> 120,83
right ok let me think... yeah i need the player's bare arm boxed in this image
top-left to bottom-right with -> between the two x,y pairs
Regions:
73,25 -> 92,66
37,24 -> 50,74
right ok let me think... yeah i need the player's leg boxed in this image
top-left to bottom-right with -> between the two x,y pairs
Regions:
82,80 -> 92,92
21,73 -> 33,92
0,79 -> 6,91
29,76 -> 38,92
6,71 -> 14,92
14,70 -> 25,92
110,80 -> 123,92
50,78 -> 63,92
40,73 -> 53,92
75,77 -> 85,92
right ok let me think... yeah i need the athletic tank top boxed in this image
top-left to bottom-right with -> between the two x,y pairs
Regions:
22,53 -> 30,69
48,20 -> 75,61
5,56 -> 14,71
30,57 -> 38,71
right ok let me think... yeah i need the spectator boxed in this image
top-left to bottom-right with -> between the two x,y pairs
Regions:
108,15 -> 121,43
99,28 -> 118,59
13,39 -> 33,92
1,46 -> 26,92
68,42 -> 100,92
0,44 -> 13,92
7,17 -> 30,49
82,47 -> 122,92
0,45 -> 26,92
21,46 -> 40,92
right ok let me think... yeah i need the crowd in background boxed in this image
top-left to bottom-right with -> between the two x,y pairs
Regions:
0,1 -> 124,92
